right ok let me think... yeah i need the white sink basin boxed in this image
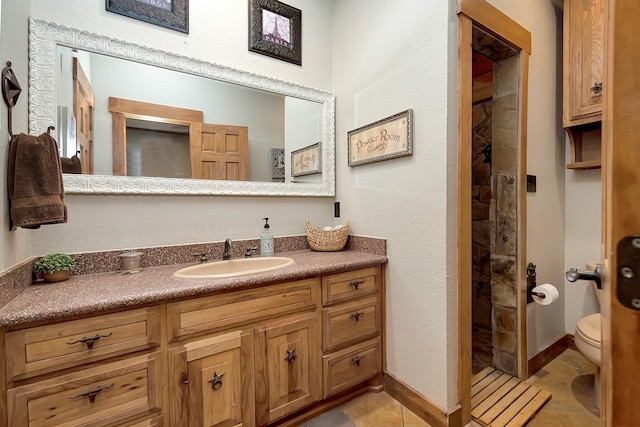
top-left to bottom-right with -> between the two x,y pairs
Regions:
173,257 -> 295,279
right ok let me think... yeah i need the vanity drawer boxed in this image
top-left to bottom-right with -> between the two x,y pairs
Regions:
5,307 -> 161,380
7,352 -> 162,427
323,337 -> 381,398
167,278 -> 320,340
322,296 -> 380,352
322,267 -> 379,306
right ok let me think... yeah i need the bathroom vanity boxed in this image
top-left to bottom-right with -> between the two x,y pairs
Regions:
0,251 -> 386,427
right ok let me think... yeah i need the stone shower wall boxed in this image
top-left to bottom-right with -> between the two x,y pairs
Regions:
490,55 -> 520,377
472,100 -> 493,373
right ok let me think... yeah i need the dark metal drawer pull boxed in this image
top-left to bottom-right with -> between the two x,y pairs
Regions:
349,312 -> 365,322
349,281 -> 364,290
591,82 -> 603,94
70,383 -> 114,403
208,372 -> 224,390
66,332 -> 113,350
284,348 -> 297,364
351,355 -> 365,367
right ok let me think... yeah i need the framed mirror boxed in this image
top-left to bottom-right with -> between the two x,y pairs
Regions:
28,18 -> 335,196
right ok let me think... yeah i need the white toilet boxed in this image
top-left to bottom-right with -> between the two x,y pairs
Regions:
573,262 -> 602,410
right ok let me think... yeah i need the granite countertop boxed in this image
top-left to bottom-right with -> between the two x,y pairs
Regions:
0,250 -> 387,328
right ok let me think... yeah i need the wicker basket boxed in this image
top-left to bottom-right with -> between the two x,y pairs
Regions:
306,220 -> 350,251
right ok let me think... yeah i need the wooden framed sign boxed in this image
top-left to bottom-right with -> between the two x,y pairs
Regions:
291,142 -> 321,177
348,109 -> 413,167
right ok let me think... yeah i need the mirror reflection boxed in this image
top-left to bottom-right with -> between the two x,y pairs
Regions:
30,18 -> 334,196
57,46 -> 322,183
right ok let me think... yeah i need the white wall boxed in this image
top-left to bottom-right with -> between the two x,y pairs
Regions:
0,0 -> 31,270
332,0 -> 458,409
6,0 -> 336,256
331,0 -> 570,410
486,0 -> 568,359
564,163 -> 601,333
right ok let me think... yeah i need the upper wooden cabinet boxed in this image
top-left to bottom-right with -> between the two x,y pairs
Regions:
563,0 -> 604,127
563,0 -> 605,170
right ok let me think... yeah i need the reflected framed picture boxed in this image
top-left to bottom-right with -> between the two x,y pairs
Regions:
270,148 -> 285,181
291,142 -> 321,177
106,0 -> 189,33
248,0 -> 302,65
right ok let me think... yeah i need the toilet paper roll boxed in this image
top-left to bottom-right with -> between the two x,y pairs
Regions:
531,283 -> 559,305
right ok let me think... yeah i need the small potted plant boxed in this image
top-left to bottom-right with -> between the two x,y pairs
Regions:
34,253 -> 76,283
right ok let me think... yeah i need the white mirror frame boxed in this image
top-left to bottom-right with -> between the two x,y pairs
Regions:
28,18 -> 335,196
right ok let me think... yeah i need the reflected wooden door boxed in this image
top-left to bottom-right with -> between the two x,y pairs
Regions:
73,58 -> 94,174
191,123 -> 249,180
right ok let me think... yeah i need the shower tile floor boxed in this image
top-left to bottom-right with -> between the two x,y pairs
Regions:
301,349 -> 598,427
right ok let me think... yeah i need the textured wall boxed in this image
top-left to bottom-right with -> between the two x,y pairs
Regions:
332,0 -> 458,409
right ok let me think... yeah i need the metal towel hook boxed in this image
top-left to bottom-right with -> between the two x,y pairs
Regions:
2,61 -> 23,139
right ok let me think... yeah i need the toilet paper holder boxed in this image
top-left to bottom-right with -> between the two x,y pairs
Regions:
526,262 -> 542,304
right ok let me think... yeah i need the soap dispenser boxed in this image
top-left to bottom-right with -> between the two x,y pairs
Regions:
260,218 -> 274,257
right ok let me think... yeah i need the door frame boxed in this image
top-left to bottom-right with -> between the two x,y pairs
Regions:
457,1 -> 531,424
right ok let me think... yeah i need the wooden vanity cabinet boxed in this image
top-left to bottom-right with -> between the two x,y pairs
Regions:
1,265 -> 384,426
563,0 -> 605,169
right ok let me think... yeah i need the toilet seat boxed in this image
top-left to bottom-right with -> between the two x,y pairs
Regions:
576,313 -> 601,349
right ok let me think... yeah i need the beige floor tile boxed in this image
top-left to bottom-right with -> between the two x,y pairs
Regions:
309,349 -> 598,427
341,392 -> 404,427
525,349 -> 599,426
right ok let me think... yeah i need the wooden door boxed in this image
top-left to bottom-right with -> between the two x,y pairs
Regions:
601,1 -> 640,425
168,330 -> 255,427
73,57 -> 95,174
255,312 -> 321,425
191,123 -> 249,180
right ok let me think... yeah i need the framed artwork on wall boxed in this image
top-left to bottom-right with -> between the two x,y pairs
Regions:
291,142 -> 321,177
106,0 -> 189,33
347,109 -> 413,167
248,0 -> 302,65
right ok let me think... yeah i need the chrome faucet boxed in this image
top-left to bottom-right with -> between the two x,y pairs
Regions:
223,238 -> 233,260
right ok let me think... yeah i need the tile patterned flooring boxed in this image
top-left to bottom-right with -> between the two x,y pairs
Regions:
301,349 -> 599,427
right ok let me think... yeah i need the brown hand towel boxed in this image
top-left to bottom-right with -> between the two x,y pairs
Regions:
7,132 -> 68,229
60,152 -> 82,174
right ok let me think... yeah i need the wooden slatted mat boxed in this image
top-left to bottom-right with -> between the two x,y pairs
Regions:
471,367 -> 551,427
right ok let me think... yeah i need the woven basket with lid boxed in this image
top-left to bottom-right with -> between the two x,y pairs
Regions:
306,220 -> 350,251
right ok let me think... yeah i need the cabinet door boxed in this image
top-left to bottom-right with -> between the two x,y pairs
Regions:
169,330 -> 254,427
564,0 -> 604,125
255,312 -> 321,425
